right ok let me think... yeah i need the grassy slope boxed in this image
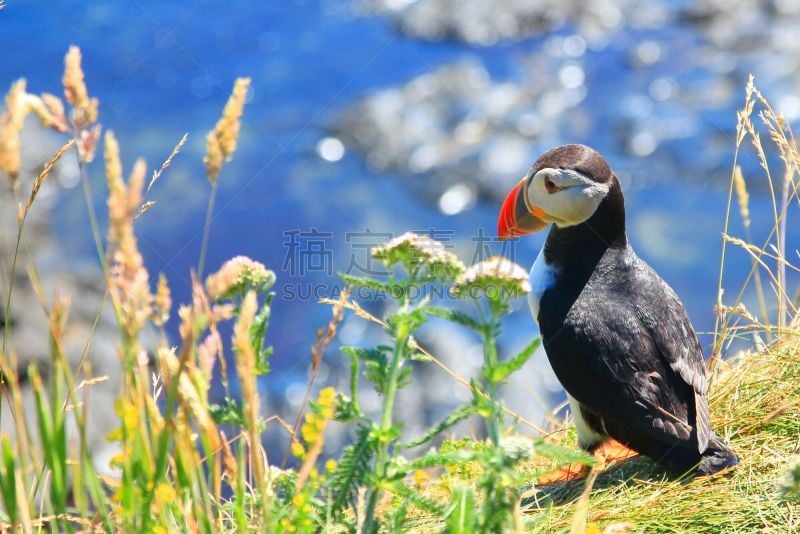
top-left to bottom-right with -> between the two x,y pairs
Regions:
410,339 -> 800,533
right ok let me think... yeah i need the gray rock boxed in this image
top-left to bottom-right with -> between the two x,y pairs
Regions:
362,0 -> 650,46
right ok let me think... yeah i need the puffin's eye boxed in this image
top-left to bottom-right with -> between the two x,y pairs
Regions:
544,176 -> 561,194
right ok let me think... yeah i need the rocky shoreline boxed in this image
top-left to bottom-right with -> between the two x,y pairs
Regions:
337,0 -> 800,210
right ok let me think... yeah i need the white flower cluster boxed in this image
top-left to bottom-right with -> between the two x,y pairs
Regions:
452,256 -> 531,299
206,255 -> 275,299
372,232 -> 466,277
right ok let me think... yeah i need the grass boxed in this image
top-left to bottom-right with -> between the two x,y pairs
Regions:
0,49 -> 798,533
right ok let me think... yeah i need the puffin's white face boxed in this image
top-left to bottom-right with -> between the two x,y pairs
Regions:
498,144 -> 617,240
524,167 -> 610,228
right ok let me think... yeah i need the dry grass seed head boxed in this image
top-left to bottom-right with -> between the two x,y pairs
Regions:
732,166 -> 750,230
177,370 -> 221,450
26,91 -> 69,133
312,286 -> 349,369
136,132 -> 188,218
38,93 -> 69,133
0,79 -> 29,182
62,45 -> 99,129
156,346 -> 179,387
219,431 -> 239,483
22,139 -> 75,218
233,290 -> 259,424
104,132 -> 153,336
104,131 -> 122,191
153,273 -> 172,327
63,46 -> 89,108
232,290 -> 267,488
204,77 -> 251,184
77,123 -> 102,163
197,331 -> 222,383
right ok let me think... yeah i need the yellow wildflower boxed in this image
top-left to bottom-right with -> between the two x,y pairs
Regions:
155,482 -> 176,505
122,402 -> 139,431
291,441 -> 306,459
301,422 -> 318,444
318,387 -> 336,410
105,427 -> 123,442
109,450 -> 126,468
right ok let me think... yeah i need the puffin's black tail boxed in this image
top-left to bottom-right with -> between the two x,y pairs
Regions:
696,435 -> 738,476
645,434 -> 738,476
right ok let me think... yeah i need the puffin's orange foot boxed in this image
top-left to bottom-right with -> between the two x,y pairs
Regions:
536,439 -> 638,485
536,462 -> 591,485
591,439 -> 638,468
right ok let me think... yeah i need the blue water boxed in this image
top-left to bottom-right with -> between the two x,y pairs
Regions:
3,1 -> 798,424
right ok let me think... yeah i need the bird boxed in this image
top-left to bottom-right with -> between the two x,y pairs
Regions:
497,144 -> 738,477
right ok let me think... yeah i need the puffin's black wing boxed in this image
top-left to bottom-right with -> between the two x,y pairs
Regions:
541,251 -> 711,454
631,259 -> 711,453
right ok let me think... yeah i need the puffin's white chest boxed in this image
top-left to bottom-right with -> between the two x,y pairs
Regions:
527,247 -> 557,321
567,393 -> 606,449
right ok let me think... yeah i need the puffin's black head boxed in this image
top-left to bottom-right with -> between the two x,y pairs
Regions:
498,144 -> 624,242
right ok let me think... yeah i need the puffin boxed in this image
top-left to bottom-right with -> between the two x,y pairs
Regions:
498,144 -> 738,476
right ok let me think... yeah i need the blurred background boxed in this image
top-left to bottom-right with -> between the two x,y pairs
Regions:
2,0 -> 800,456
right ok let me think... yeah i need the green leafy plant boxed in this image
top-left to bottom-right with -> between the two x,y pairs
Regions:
330,232 -> 466,531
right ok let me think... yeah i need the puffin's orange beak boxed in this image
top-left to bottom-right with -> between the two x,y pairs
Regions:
498,179 -> 548,241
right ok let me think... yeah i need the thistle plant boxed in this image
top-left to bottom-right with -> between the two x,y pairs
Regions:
338,252 -> 592,532
424,257 -> 546,532
450,256 -> 534,446
332,232 -> 465,532
327,236 -> 575,531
